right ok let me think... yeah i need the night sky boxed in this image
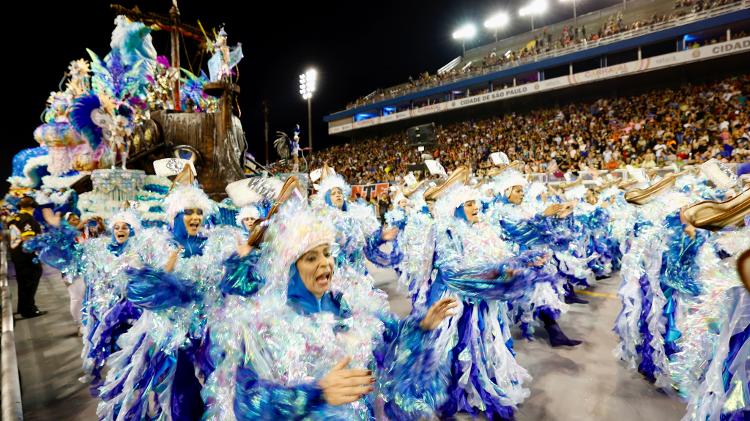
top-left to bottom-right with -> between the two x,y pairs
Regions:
5,0 -> 623,192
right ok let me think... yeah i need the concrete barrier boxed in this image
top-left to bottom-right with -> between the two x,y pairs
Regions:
1,234 -> 23,421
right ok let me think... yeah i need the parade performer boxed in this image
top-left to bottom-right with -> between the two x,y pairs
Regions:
202,196 -> 458,420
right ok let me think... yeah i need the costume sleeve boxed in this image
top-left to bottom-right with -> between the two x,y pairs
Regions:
22,222 -> 80,271
220,250 -> 265,297
500,214 -> 570,250
375,312 -> 446,420
364,227 -> 403,268
436,228 -> 543,301
126,266 -> 201,310
231,362 -> 327,420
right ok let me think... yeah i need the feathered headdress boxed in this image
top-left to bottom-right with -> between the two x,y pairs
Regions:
108,209 -> 142,233
317,173 -> 351,198
163,184 -> 215,223
235,205 -> 261,227
313,164 -> 351,196
258,198 -> 336,296
432,184 -> 481,220
490,169 -> 527,197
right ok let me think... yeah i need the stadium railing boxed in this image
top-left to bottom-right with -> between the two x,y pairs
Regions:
1,230 -> 23,421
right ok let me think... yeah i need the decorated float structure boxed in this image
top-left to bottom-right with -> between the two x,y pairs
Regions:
5,3 -> 248,224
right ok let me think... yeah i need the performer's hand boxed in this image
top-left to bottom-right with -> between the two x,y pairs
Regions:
381,227 -> 399,241
42,208 -> 61,228
420,297 -> 458,331
165,248 -> 182,272
318,357 -> 374,406
531,255 -> 548,267
543,204 -> 561,216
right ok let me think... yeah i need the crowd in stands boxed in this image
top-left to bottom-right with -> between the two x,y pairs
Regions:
675,0 -> 740,13
346,0 -> 744,110
274,75 -> 750,186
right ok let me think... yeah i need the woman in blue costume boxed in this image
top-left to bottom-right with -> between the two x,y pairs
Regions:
375,173 -> 441,312
485,171 -> 594,307
312,170 -> 402,312
548,181 -> 600,291
613,170 -> 724,388
483,172 -> 590,346
674,220 -> 749,421
22,205 -> 145,392
77,210 -> 146,392
96,183 -> 253,421
202,197 -> 458,420
387,187 -> 438,308
235,205 -> 261,236
596,183 -> 638,274
220,175 -> 287,299
567,182 -> 621,278
421,171 -> 556,420
313,170 -> 402,272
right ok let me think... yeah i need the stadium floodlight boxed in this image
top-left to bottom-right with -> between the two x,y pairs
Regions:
299,68 -> 318,152
560,0 -> 578,25
452,23 -> 477,56
484,11 -> 510,42
519,0 -> 548,30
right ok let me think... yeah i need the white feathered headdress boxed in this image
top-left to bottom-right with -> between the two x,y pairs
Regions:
491,169 -> 528,197
433,184 -> 481,220
258,198 -> 336,295
317,173 -> 351,197
236,205 -> 261,227
163,184 -> 215,224
108,209 -> 142,233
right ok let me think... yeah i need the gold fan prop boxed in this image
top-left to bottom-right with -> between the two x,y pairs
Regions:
681,188 -> 750,231
246,175 -> 302,246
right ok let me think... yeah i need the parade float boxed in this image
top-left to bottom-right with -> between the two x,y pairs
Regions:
5,3 -> 248,224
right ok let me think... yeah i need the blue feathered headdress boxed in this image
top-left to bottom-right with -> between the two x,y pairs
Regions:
69,94 -> 103,150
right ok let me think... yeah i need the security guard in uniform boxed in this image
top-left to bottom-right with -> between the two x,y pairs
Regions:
8,196 -> 46,318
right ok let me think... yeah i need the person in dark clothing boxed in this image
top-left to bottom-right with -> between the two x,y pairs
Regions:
7,196 -> 46,318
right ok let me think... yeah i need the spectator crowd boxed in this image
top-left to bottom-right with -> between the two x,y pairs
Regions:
273,75 -> 750,185
346,0 -> 744,110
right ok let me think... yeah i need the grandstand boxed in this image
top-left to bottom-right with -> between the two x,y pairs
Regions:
324,0 -> 749,136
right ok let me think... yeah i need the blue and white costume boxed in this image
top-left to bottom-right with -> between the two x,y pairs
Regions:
202,198 -> 448,420
97,184 -> 243,421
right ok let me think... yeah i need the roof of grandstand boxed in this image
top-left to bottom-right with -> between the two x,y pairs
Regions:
325,0 -> 749,131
